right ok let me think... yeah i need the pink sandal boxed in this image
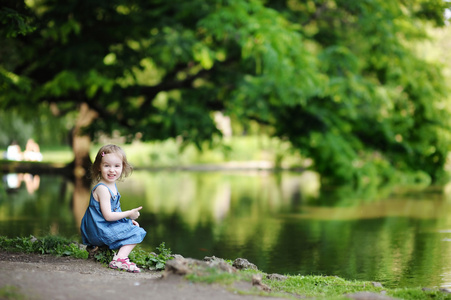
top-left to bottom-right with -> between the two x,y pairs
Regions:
109,256 -> 141,273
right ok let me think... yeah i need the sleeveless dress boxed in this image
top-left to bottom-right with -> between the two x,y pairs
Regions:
80,183 -> 146,250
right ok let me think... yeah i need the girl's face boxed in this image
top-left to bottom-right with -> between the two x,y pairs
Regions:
99,153 -> 123,184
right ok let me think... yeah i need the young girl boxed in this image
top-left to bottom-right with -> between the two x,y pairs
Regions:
81,144 -> 146,273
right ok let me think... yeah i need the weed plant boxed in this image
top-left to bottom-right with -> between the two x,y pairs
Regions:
0,235 -> 88,259
129,242 -> 173,270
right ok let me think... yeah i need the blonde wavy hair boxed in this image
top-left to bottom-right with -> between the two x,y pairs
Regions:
90,144 -> 133,183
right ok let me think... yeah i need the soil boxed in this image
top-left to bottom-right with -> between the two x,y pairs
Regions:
0,251 -> 286,300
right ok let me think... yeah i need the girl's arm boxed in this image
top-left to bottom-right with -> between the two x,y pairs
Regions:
95,185 -> 142,221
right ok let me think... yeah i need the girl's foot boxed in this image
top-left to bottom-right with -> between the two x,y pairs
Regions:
109,256 -> 140,273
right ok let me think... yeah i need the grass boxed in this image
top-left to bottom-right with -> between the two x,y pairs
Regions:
40,147 -> 74,163
187,269 -> 451,300
1,235 -> 449,300
0,285 -> 25,300
0,235 -> 88,259
267,275 -> 384,298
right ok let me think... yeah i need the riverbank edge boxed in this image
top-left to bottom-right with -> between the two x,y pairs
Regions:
1,236 -> 451,300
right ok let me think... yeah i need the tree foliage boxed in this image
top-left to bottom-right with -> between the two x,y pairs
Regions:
1,0 -> 451,186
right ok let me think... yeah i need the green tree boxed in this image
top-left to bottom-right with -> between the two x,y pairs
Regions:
1,0 -> 450,187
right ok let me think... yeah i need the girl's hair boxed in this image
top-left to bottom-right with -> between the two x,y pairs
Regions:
90,144 -> 133,183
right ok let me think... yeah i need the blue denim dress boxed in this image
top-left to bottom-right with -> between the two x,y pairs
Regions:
80,183 -> 146,250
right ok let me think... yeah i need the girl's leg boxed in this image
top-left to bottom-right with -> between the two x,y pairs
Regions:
110,244 -> 140,273
116,244 -> 137,258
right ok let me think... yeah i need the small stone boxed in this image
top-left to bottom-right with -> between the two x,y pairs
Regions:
266,273 -> 288,281
252,274 -> 262,285
209,260 -> 236,273
203,256 -> 217,262
372,282 -> 383,288
252,274 -> 271,292
163,257 -> 191,276
232,258 -> 257,270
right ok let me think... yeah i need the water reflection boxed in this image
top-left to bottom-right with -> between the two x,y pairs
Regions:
1,170 -> 451,289
3,173 -> 40,194
440,243 -> 451,289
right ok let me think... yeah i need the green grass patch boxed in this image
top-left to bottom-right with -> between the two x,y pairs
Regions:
40,145 -> 74,163
264,275 -> 451,300
267,275 -> 381,298
0,285 -> 25,300
0,235 -> 88,259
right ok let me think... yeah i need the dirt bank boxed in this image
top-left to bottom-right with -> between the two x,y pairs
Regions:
0,251 -> 285,300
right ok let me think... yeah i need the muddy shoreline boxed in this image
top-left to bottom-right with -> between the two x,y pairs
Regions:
0,251 -> 286,300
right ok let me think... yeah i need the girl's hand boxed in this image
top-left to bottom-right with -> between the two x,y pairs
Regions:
132,220 -> 140,227
129,206 -> 142,220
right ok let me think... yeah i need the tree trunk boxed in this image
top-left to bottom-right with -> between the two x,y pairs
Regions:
71,102 -> 98,183
71,102 -> 98,227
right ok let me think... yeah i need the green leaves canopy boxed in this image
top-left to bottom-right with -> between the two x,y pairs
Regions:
1,0 -> 451,186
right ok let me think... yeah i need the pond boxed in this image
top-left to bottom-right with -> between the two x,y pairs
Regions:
1,170 -> 451,289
